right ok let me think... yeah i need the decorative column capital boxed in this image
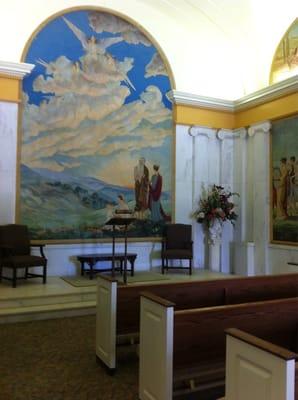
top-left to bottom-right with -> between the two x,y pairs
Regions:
217,129 -> 235,140
188,125 -> 217,139
248,121 -> 271,137
0,61 -> 35,79
233,127 -> 247,139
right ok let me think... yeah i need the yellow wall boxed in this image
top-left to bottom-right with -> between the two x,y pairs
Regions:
1,71 -> 297,128
175,91 -> 298,129
174,104 -> 235,129
0,75 -> 20,102
234,92 -> 298,127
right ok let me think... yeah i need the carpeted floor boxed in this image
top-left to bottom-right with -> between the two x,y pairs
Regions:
0,315 -> 138,400
0,316 -> 224,400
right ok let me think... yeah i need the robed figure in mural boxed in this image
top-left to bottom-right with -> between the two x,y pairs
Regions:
149,164 -> 165,222
276,157 -> 289,220
134,158 -> 149,218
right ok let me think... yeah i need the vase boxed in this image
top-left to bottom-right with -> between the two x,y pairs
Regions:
208,219 -> 222,272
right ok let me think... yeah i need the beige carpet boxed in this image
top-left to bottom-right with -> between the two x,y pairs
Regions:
61,272 -> 170,287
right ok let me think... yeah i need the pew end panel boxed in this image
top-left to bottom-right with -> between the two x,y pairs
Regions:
96,275 -> 118,370
139,292 -> 175,400
225,328 -> 298,400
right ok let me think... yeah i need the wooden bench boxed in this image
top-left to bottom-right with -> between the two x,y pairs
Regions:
224,327 -> 298,400
77,253 -> 137,280
96,273 -> 298,371
139,295 -> 298,400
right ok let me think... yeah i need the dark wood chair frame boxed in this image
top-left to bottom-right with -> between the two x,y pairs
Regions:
161,224 -> 193,275
0,228 -> 47,288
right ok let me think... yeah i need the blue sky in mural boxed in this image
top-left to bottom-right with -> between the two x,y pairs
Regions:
24,10 -> 172,109
22,10 -> 173,192
21,9 -> 174,239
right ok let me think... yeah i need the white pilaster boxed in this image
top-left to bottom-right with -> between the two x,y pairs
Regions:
175,124 -> 193,224
217,129 -> 237,273
0,102 -> 18,223
189,126 -> 218,270
248,121 -> 271,275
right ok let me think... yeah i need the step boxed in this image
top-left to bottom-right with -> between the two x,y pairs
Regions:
0,290 -> 96,309
0,300 -> 96,324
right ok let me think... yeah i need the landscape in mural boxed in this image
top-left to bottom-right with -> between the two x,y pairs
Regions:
21,10 -> 173,241
271,114 -> 298,244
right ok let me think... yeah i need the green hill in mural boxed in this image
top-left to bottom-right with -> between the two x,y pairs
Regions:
20,165 -> 170,240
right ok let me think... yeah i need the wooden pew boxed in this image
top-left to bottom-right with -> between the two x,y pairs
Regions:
223,327 -> 298,400
139,295 -> 298,400
96,273 -> 298,371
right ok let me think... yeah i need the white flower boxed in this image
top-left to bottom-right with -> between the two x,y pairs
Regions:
198,212 -> 205,218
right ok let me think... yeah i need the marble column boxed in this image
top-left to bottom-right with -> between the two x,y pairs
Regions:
232,127 -> 256,275
189,125 -> 218,270
216,129 -> 236,273
0,61 -> 34,224
0,102 -> 18,223
247,121 -> 271,275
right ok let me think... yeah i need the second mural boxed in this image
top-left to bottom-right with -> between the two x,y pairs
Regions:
21,9 -> 173,241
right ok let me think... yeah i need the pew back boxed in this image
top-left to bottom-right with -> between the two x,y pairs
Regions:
173,297 -> 298,369
139,294 -> 298,400
117,273 -> 298,335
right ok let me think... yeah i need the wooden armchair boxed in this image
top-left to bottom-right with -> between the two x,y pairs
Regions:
161,223 -> 193,275
0,224 -> 47,288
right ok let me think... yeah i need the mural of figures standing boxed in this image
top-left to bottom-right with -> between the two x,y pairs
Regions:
149,164 -> 167,223
271,114 -> 298,244
20,9 -> 173,241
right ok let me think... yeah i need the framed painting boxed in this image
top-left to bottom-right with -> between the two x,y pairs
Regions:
19,8 -> 174,242
270,114 -> 298,245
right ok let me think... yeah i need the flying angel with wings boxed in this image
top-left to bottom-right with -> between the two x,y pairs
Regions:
63,17 -> 136,90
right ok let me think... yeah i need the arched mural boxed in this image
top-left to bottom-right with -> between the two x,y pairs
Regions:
20,9 -> 173,241
270,18 -> 298,84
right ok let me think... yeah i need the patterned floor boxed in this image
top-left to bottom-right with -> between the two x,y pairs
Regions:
0,315 -> 138,400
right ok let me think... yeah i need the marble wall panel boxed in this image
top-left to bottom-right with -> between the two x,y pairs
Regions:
0,101 -> 18,223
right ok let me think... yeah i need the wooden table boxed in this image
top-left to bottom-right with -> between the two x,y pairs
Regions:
77,253 -> 137,280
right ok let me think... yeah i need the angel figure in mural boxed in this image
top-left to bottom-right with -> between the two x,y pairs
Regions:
62,17 -> 136,90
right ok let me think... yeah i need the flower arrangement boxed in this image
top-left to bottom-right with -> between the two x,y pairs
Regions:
193,185 -> 239,228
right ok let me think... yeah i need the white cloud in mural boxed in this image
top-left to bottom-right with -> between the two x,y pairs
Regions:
22,84 -> 171,169
145,53 -> 168,78
28,158 -> 81,172
22,14 -> 172,187
88,11 -> 151,47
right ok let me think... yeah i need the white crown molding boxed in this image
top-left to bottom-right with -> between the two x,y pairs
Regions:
0,61 -> 35,78
168,75 -> 298,113
234,75 -> 298,111
167,90 -> 234,111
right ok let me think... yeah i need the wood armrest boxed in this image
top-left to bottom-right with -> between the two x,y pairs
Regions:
30,244 -> 46,258
141,291 -> 175,307
226,328 -> 298,361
